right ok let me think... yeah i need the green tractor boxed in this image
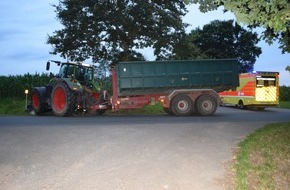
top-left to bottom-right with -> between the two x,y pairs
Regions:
31,61 -> 110,116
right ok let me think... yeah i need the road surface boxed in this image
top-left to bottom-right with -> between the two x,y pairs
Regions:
0,107 -> 289,190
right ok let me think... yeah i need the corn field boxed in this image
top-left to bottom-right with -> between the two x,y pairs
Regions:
0,73 -> 51,99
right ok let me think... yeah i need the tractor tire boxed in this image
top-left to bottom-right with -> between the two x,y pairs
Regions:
96,110 -> 106,116
51,82 -> 76,116
162,107 -> 174,115
31,88 -> 47,115
195,94 -> 217,116
170,94 -> 193,116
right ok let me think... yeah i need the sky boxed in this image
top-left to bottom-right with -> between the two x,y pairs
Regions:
0,1 -> 289,86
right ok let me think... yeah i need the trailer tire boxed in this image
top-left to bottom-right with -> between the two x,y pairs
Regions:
196,94 -> 217,116
170,94 -> 193,116
51,82 -> 76,116
31,88 -> 47,115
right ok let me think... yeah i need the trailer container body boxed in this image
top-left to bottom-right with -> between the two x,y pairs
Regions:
111,59 -> 239,116
115,59 -> 239,96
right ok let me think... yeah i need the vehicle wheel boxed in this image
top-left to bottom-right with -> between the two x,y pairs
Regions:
195,95 -> 217,116
162,107 -> 174,115
51,82 -> 76,116
31,88 -> 47,115
238,100 -> 244,109
170,94 -> 193,116
96,110 -> 106,115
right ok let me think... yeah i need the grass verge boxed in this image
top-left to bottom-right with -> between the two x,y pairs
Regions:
234,122 -> 290,190
0,97 -> 164,116
0,98 -> 29,116
108,103 -> 164,115
280,101 -> 290,109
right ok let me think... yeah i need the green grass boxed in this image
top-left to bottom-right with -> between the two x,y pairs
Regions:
234,122 -> 290,190
0,98 -> 29,116
280,101 -> 290,109
108,103 -> 164,115
0,97 -> 164,116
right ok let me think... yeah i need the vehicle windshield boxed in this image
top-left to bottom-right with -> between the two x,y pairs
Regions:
59,64 -> 74,78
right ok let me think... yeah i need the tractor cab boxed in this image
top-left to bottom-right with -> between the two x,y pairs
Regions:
47,60 -> 100,91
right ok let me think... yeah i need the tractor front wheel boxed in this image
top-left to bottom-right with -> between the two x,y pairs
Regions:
51,82 -> 76,116
31,88 -> 47,115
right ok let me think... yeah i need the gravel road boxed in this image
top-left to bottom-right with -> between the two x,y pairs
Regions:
0,107 -> 289,190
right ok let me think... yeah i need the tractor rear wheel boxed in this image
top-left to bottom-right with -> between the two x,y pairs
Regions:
96,110 -> 106,115
162,107 -> 174,115
51,82 -> 76,116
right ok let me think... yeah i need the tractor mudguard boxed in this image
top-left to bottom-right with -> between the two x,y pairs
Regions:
49,78 -> 83,92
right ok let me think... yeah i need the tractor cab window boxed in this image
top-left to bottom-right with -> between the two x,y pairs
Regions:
59,64 -> 74,78
84,67 -> 93,82
75,66 -> 93,83
75,66 -> 85,81
59,64 -> 67,78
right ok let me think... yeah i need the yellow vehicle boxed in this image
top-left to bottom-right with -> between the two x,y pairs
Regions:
219,71 -> 279,110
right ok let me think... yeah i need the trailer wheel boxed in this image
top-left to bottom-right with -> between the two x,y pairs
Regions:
51,82 -> 76,116
170,94 -> 193,116
31,89 -> 47,115
196,95 -> 217,116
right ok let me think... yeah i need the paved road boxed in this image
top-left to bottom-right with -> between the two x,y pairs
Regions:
0,107 -> 289,190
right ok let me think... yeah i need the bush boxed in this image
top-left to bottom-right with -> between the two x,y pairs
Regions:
280,85 -> 290,101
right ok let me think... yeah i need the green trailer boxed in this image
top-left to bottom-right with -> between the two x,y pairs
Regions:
111,59 -> 239,116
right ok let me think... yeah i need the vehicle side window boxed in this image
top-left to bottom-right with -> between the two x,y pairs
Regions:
59,64 -> 68,78
67,65 -> 74,77
75,66 -> 85,81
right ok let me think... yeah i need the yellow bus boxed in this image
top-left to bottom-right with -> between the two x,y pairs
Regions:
219,71 -> 279,110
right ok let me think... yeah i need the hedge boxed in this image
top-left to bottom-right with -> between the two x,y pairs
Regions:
280,85 -> 290,101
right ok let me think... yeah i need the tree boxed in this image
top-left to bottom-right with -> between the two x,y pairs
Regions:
184,0 -> 290,53
173,20 -> 262,73
47,0 -> 188,63
286,65 -> 290,74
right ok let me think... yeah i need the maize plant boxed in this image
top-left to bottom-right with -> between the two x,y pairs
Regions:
0,73 -> 51,99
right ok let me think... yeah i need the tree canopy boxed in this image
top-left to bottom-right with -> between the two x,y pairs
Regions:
173,20 -> 262,73
185,0 -> 290,53
47,0 -> 188,63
